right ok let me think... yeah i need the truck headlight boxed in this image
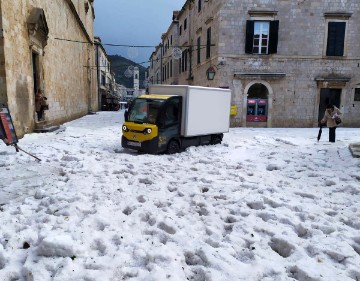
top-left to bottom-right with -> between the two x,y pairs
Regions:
144,128 -> 152,135
122,125 -> 128,131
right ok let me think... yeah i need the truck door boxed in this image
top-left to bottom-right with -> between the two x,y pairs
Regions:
158,97 -> 181,148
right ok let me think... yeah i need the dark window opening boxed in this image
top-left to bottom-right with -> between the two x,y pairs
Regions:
206,27 -> 211,59
197,37 -> 201,64
182,49 -> 188,72
198,0 -> 202,12
101,73 -> 106,86
170,60 -> 173,77
354,88 -> 360,101
326,22 -> 346,56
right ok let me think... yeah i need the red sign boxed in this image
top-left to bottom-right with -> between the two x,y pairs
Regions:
246,116 -> 267,122
258,99 -> 267,105
0,105 -> 18,145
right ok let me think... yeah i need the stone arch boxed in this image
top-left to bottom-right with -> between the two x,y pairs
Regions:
243,80 -> 274,127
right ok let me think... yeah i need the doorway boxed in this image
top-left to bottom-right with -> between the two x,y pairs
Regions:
246,83 -> 269,122
318,88 -> 341,122
32,52 -> 40,94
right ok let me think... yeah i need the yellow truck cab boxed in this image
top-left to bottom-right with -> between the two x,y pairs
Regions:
122,85 -> 231,154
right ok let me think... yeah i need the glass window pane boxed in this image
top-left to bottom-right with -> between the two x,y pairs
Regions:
253,47 -> 259,53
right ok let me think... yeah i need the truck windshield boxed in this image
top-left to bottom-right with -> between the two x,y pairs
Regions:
128,98 -> 165,124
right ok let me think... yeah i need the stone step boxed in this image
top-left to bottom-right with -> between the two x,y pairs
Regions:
349,143 -> 360,158
34,123 -> 60,133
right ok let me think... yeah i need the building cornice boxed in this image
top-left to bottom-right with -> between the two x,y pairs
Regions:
248,10 -> 278,17
315,76 -> 351,82
324,12 -> 352,19
234,72 -> 286,79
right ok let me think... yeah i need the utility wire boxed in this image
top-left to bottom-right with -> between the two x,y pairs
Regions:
84,45 -> 210,69
53,37 -> 215,49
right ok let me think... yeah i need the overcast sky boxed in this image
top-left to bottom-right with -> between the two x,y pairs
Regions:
94,0 -> 185,66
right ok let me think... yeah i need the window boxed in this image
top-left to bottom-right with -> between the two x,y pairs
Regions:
182,49 -> 188,72
164,98 -> 180,127
253,22 -> 269,54
197,37 -> 201,64
184,18 -> 187,30
180,25 -> 182,36
245,20 -> 279,55
326,22 -> 346,56
198,0 -> 202,13
206,27 -> 211,59
101,73 -> 105,86
170,60 -> 173,77
355,88 -> 360,101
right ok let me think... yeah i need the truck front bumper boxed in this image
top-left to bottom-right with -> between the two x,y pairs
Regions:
121,136 -> 161,154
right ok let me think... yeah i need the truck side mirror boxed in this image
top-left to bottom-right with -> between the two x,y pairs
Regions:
124,111 -> 129,121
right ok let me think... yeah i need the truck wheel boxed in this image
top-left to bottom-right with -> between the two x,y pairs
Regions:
167,140 -> 180,154
211,135 -> 222,145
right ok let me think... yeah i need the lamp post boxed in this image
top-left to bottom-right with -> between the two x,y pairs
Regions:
206,66 -> 216,80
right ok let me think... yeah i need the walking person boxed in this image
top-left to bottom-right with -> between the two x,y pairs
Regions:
320,104 -> 342,143
35,89 -> 47,121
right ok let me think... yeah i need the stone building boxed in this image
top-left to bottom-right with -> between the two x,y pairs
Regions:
94,36 -> 118,111
0,0 -> 98,137
148,11 -> 180,86
149,0 -> 360,128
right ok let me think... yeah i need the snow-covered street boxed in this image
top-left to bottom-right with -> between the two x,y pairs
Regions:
0,111 -> 359,281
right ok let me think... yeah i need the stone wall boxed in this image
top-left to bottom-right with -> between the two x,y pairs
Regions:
0,0 -> 97,137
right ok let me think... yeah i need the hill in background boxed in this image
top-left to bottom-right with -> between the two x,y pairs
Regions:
108,55 -> 147,89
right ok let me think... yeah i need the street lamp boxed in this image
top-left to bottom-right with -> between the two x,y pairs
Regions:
206,66 -> 216,80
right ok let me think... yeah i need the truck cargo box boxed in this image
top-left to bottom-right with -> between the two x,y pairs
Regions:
149,85 -> 231,137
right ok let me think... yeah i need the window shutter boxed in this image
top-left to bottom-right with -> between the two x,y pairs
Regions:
326,22 -> 345,56
245,20 -> 254,54
269,20 -> 279,54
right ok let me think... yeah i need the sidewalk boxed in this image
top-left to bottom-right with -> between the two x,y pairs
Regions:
349,143 -> 360,158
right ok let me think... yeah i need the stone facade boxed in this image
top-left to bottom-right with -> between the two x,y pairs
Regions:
149,0 -> 360,128
148,12 -> 180,86
0,0 -> 98,137
94,36 -> 118,111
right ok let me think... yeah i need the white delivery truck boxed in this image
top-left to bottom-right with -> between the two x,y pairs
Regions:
121,85 -> 231,154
